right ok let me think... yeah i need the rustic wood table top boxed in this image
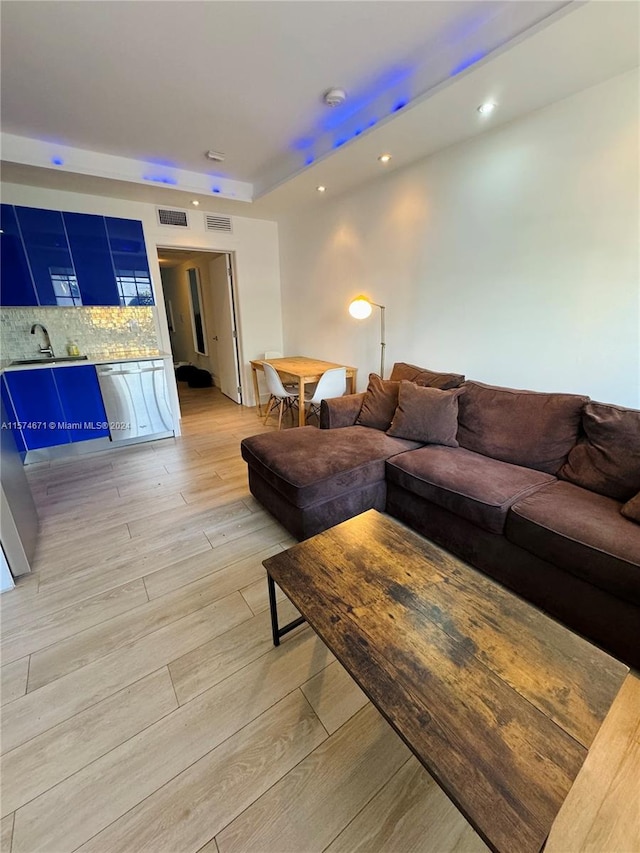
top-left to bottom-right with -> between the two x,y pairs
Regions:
263,510 -> 629,853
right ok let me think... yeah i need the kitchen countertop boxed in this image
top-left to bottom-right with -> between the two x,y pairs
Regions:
0,351 -> 173,373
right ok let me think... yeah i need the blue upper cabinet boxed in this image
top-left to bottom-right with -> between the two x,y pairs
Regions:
105,216 -> 155,306
15,207 -> 81,307
63,212 -> 120,306
0,206 -> 153,307
0,205 -> 38,306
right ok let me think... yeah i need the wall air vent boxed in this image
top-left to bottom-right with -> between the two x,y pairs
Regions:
205,214 -> 233,233
157,208 -> 189,228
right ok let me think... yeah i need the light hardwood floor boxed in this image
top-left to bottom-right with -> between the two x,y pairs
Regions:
1,385 -> 637,853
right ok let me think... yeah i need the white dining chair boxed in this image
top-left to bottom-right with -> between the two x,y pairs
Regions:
262,351 -> 296,393
304,367 -> 347,421
263,362 -> 299,429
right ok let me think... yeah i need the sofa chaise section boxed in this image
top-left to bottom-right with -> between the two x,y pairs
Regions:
240,425 -> 421,540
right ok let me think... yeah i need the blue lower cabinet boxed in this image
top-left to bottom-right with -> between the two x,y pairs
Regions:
1,376 -> 27,453
53,365 -> 109,442
3,369 -> 68,449
2,365 -> 110,451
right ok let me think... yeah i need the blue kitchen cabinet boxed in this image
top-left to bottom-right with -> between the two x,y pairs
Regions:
3,369 -> 68,449
53,365 -> 109,442
63,212 -> 120,306
105,216 -> 154,306
2,365 -> 110,451
1,206 -> 154,308
14,207 -> 81,307
1,375 -> 27,453
0,205 -> 38,306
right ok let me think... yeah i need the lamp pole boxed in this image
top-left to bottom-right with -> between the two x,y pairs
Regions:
348,296 -> 386,378
373,302 -> 386,378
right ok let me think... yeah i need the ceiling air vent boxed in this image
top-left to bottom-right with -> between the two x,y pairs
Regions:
205,214 -> 232,234
157,208 -> 189,228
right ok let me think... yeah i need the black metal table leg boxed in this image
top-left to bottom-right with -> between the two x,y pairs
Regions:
267,572 -> 306,646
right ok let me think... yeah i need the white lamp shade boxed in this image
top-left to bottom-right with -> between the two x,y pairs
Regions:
348,297 -> 373,319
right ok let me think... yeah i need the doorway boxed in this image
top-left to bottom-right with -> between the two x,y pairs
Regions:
158,248 -> 243,403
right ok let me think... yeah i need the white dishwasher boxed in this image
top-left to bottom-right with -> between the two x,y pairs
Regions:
96,360 -> 174,443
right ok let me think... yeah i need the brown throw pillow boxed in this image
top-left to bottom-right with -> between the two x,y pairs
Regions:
621,492 -> 640,524
356,374 -> 400,431
387,382 -> 464,446
389,362 -> 465,390
559,401 -> 640,501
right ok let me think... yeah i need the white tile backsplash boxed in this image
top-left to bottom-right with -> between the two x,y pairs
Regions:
0,307 -> 159,361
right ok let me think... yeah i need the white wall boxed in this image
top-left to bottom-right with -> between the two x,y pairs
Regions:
277,71 -> 640,407
0,183 -> 283,407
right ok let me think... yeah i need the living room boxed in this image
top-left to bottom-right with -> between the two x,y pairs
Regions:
1,2 -> 638,852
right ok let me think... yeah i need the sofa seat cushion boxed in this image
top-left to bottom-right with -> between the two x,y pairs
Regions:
506,481 -> 640,604
386,446 -> 554,534
241,425 -> 421,509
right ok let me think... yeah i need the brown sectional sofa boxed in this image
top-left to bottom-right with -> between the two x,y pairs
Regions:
241,363 -> 640,667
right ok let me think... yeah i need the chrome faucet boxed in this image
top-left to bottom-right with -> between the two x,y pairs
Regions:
30,323 -> 54,358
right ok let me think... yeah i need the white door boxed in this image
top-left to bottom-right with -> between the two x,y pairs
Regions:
209,254 -> 242,403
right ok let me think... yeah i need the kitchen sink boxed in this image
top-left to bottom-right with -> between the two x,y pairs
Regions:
10,355 -> 89,366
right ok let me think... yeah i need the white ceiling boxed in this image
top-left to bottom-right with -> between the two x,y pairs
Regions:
1,0 -> 638,216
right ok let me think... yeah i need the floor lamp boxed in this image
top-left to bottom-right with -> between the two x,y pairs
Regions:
348,295 -> 386,378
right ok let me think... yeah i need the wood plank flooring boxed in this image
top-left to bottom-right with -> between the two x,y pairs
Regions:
1,384 -> 637,853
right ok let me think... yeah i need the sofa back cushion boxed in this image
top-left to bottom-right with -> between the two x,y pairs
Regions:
457,381 -> 588,474
387,382 -> 463,446
356,374 -> 400,431
390,362 -> 465,390
559,402 -> 640,501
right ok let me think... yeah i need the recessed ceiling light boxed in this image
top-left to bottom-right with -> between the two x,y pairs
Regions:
316,186 -> 326,193
378,154 -> 392,163
191,200 -> 200,206
477,102 -> 497,115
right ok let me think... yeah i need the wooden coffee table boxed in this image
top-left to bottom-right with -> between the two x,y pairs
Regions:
263,510 -> 629,853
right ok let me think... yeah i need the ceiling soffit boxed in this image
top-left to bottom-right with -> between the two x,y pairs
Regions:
0,1 -> 575,205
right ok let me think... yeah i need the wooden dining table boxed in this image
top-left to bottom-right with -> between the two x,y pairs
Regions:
250,356 -> 358,427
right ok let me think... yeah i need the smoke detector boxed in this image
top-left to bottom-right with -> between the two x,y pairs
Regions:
322,88 -> 347,107
205,150 -> 225,162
